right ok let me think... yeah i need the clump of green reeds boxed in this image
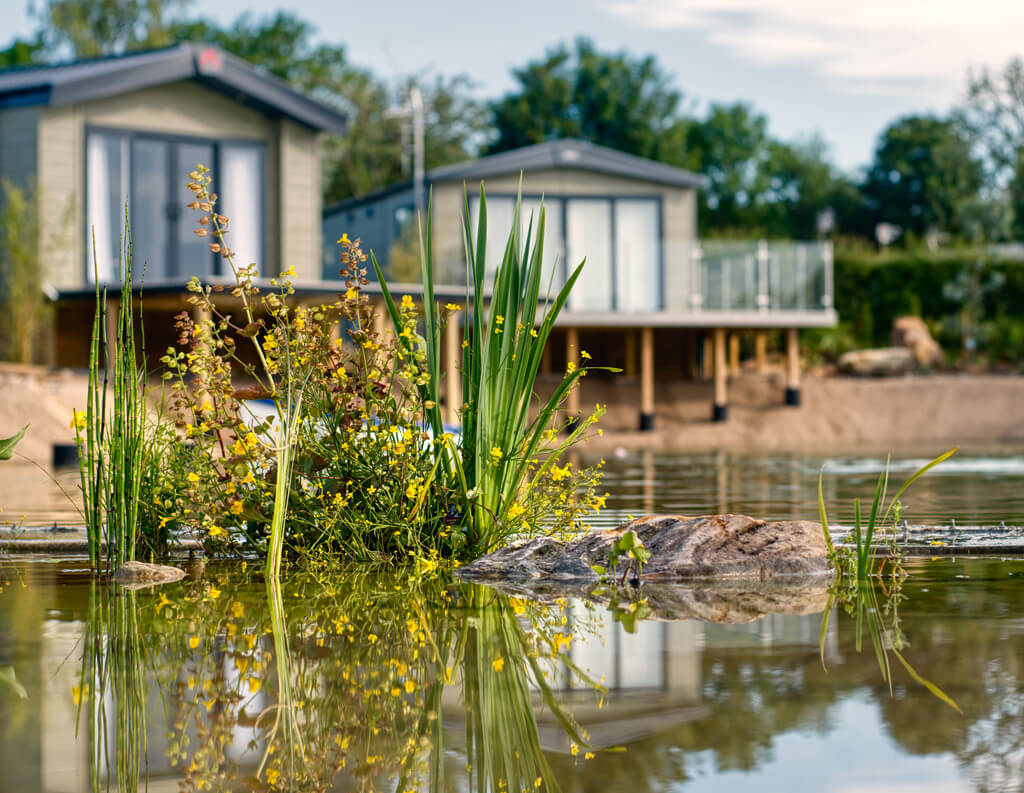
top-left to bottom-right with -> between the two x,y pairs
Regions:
75,211 -> 147,574
818,448 -> 957,581
373,186 -> 608,555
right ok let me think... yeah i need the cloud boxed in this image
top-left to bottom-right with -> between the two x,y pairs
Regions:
604,0 -> 1024,99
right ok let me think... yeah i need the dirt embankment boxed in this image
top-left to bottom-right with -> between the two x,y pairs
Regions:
3,364 -> 1024,464
559,370 -> 1024,454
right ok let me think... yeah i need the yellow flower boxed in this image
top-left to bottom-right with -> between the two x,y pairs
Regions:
207,586 -> 221,600
401,294 -> 415,310
570,743 -> 579,756
404,679 -> 416,694
265,768 -> 279,785
188,636 -> 200,649
368,633 -> 378,644
72,684 -> 89,705
157,516 -> 172,529
507,503 -> 526,520
566,361 -> 576,374
489,447 -> 503,464
229,500 -> 244,516
445,303 -> 461,311
530,329 -> 538,338
535,778 -> 542,789
69,410 -> 87,431
281,265 -> 296,278
208,525 -> 225,538
495,315 -> 504,325
345,287 -> 358,301
187,472 -> 200,484
492,657 -> 505,672
580,350 -> 592,360
225,481 -> 237,495
231,600 -> 245,618
248,677 -> 261,693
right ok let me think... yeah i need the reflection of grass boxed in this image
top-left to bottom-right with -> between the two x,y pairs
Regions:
78,581 -> 149,793
820,580 -> 961,714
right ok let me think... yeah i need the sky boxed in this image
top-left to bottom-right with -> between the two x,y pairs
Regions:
4,0 -> 1023,172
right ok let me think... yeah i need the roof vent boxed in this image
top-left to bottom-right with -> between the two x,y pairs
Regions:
197,47 -> 223,73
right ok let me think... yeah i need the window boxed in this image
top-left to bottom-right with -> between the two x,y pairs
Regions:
85,128 -> 264,282
468,194 -> 661,312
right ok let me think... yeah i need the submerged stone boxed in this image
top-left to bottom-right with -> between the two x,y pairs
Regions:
112,561 -> 186,588
459,514 -> 831,584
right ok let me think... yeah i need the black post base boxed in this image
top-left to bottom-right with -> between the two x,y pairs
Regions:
565,417 -> 580,434
712,403 -> 728,423
52,443 -> 79,467
785,387 -> 801,406
639,412 -> 655,432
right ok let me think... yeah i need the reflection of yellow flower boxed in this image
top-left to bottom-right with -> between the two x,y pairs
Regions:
248,677 -> 261,693
156,592 -> 172,613
535,778 -> 542,788
188,636 -> 200,649
72,684 -> 89,705
492,657 -> 504,672
404,679 -> 416,694
570,743 -> 579,756
585,752 -> 595,760
265,768 -> 279,785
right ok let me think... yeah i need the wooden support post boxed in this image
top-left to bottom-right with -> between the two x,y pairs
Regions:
755,330 -> 767,373
371,299 -> 386,341
785,328 -> 801,406
702,336 -> 714,379
105,295 -> 120,371
624,328 -> 637,377
728,333 -> 740,375
566,327 -> 581,429
444,310 -> 462,427
640,326 -> 654,431
540,334 -> 552,374
712,327 -> 727,422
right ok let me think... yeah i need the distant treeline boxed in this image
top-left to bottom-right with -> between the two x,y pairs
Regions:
4,2 -> 1024,244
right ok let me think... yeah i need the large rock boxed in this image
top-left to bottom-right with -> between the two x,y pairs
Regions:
458,514 -> 831,586
892,316 -> 944,368
837,347 -> 915,377
112,561 -> 185,589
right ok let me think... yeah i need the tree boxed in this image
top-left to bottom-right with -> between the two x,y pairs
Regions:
34,0 -> 192,57
488,38 -> 692,163
962,58 -> 1024,238
0,36 -> 45,67
862,115 -> 983,239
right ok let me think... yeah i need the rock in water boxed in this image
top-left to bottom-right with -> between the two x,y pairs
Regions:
458,514 -> 830,584
112,561 -> 186,588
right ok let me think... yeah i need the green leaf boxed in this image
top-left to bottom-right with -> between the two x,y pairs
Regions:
0,425 -> 27,461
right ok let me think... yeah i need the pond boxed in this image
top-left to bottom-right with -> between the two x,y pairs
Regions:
0,555 -> 1022,792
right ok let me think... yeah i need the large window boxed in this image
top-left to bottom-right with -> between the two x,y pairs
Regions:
469,194 -> 661,312
85,129 -> 264,283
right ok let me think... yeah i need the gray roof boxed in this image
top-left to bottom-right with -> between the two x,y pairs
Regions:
428,139 -> 707,190
0,43 -> 347,133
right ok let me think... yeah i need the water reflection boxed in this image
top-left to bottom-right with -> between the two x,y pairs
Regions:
1,558 -> 1023,792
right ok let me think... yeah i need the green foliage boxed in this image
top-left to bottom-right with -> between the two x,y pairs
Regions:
826,248 -> 1024,359
488,37 -> 689,162
862,115 -> 983,238
34,0 -> 192,57
594,528 -> 651,587
75,211 -> 148,573
0,426 -> 27,461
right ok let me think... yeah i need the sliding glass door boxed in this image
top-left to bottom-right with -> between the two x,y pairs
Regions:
85,129 -> 264,283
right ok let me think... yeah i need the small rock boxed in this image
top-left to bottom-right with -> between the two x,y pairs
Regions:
112,561 -> 186,589
837,347 -> 916,377
892,316 -> 944,369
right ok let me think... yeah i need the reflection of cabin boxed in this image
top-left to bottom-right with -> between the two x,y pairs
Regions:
323,140 -> 837,428
0,43 -> 346,367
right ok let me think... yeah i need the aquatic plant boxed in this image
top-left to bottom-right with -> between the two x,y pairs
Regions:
372,188 -> 608,555
163,171 -> 607,566
818,448 -> 957,581
74,214 -> 147,573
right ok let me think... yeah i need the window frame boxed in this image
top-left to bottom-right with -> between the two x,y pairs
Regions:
83,124 -> 267,283
475,192 -> 665,312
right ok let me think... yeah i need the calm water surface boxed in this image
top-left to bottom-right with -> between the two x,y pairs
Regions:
0,557 -> 1022,792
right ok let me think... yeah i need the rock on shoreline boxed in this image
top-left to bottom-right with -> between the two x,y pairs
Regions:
458,514 -> 831,585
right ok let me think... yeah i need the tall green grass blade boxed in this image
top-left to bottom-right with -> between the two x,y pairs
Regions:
884,447 -> 958,523
817,468 -> 834,556
860,467 -> 887,580
890,646 -> 962,713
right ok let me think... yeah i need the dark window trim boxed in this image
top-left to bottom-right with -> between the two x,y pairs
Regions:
83,124 -> 266,283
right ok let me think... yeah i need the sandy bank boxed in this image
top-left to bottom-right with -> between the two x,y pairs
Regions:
573,371 -> 1024,454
